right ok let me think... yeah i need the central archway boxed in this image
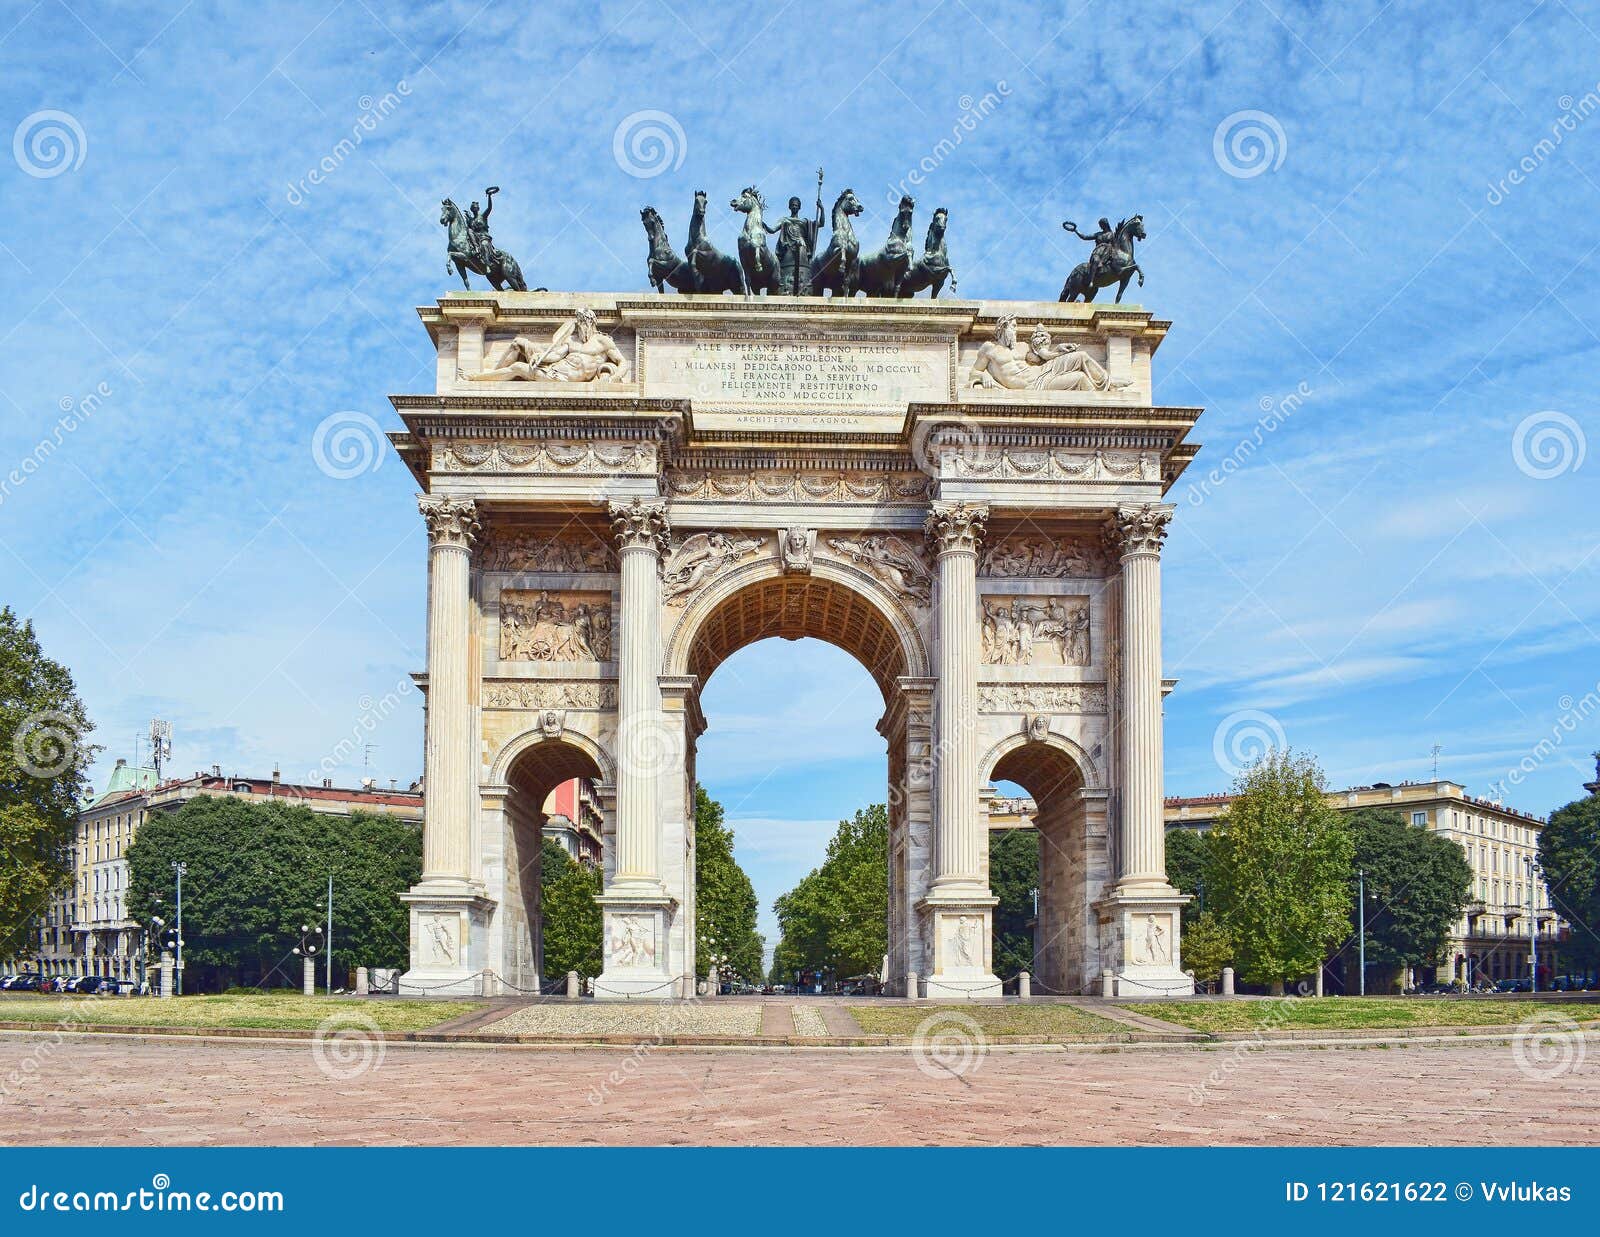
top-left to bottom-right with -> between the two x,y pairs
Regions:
665,556 -> 932,993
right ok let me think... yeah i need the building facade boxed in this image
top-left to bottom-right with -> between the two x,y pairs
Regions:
542,777 -> 603,866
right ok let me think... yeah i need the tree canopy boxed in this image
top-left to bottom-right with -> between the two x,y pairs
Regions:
770,804 -> 887,981
126,795 -> 419,989
693,787 -> 763,982
989,827 -> 1037,977
1346,807 -> 1473,970
1164,826 -> 1207,925
1202,750 -> 1354,992
539,839 -> 602,980
1,608 -> 96,957
1539,792 -> 1600,971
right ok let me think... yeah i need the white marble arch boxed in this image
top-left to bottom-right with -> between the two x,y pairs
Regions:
483,726 -> 615,995
979,731 -> 1109,996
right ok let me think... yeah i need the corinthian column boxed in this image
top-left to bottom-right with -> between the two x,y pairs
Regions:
418,495 -> 479,882
608,498 -> 669,892
1109,502 -> 1174,892
925,501 -> 988,892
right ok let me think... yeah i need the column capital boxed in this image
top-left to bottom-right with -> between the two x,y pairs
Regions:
924,501 -> 989,555
609,497 -> 670,555
1106,502 -> 1173,559
417,495 -> 480,549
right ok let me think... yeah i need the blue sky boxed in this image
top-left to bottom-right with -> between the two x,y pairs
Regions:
3,2 -> 1598,951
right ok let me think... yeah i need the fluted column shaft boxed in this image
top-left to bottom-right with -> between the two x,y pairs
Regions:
419,496 -> 479,882
610,499 -> 669,888
1112,504 -> 1173,889
927,502 -> 988,889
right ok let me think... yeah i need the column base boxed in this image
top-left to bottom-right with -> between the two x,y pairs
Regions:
1094,888 -> 1193,999
593,892 -> 677,1001
399,881 -> 495,997
919,892 -> 1001,999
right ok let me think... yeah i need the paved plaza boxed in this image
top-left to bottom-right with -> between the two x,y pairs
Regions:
2,1033 -> 1595,1146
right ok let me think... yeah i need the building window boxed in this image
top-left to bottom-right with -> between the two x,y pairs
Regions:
1411,811 -> 1427,827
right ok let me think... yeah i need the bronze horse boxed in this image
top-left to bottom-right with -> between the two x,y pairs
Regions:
440,198 -> 527,291
858,194 -> 916,297
809,188 -> 864,297
640,206 -> 694,293
1058,215 -> 1146,303
731,186 -> 780,294
683,189 -> 745,294
897,207 -> 955,298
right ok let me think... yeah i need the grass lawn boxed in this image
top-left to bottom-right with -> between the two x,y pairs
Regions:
851,1003 -> 1125,1037
0,992 -> 481,1032
1131,997 -> 1600,1032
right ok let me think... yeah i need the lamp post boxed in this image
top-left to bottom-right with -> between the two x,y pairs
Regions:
1357,868 -> 1366,998
171,861 -> 187,995
1527,855 -> 1540,992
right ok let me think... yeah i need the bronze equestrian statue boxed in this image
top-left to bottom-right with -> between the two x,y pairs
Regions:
1059,214 -> 1146,303
440,186 -> 528,291
640,206 -> 695,293
682,189 -> 745,294
731,186 -> 781,294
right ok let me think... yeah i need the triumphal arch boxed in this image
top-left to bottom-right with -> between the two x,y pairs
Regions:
389,291 -> 1201,999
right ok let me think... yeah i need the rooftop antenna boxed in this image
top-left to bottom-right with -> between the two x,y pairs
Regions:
1430,743 -> 1443,781
149,718 -> 173,780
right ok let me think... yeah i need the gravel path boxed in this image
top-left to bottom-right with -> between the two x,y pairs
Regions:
482,1001 -> 761,1037
792,1005 -> 830,1036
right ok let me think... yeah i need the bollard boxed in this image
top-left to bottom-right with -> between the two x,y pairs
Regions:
302,955 -> 316,997
707,964 -> 718,998
1101,969 -> 1115,999
1221,966 -> 1235,996
159,950 -> 175,999
1018,971 -> 1031,999
354,967 -> 369,997
905,971 -> 919,1000
567,970 -> 580,998
1314,967 -> 1324,998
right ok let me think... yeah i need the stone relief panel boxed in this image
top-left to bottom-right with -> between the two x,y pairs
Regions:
499,590 -> 613,661
942,913 -> 984,970
661,531 -> 769,605
1133,913 -> 1173,966
822,533 -> 933,606
977,684 -> 1108,713
979,535 -> 1107,578
463,311 -> 632,383
419,912 -> 458,967
478,528 -> 615,573
606,914 -> 657,968
482,681 -> 618,710
949,447 -> 1160,483
436,441 -> 657,474
980,595 -> 1090,666
664,469 -> 932,504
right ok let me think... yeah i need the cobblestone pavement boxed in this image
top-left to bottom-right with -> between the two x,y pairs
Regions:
482,1002 -> 762,1036
1,1035 -> 1596,1146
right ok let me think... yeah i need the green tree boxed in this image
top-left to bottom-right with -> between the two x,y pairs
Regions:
1203,751 -> 1354,994
0,607 -> 97,958
770,804 -> 888,980
1348,808 -> 1473,979
693,787 -> 763,982
1165,826 -> 1208,925
541,854 -> 603,980
1182,913 -> 1233,987
1539,793 -> 1600,971
989,828 -> 1038,977
127,796 -> 419,989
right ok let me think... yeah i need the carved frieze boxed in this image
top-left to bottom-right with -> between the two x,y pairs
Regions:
980,595 -> 1090,666
977,683 -> 1108,713
823,534 -> 933,606
979,535 -> 1107,578
499,590 -> 613,661
661,531 -> 768,604
481,680 -> 618,710
664,469 -> 931,504
478,529 -> 614,573
437,441 -> 657,473
948,448 -> 1159,482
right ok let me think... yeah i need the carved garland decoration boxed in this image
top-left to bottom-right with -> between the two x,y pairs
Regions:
664,470 -> 932,503
437,442 -> 657,473
949,448 -> 1159,482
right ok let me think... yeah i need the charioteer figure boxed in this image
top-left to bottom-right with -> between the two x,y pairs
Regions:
772,168 -> 826,295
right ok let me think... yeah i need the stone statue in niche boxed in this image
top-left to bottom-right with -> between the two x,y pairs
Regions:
979,535 -> 1104,578
967,314 -> 1129,392
465,308 -> 631,383
980,596 -> 1090,666
824,534 -> 932,605
661,532 -> 766,602
499,590 -> 613,661
780,527 -> 816,574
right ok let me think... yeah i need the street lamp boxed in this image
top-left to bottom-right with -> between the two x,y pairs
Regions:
1527,855 -> 1541,992
171,861 -> 187,995
1356,868 -> 1366,998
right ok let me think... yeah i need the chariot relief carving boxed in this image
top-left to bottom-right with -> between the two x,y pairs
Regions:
980,595 -> 1090,666
499,590 -> 613,661
979,535 -> 1107,578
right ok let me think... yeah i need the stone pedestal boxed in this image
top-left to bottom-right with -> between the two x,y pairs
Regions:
301,955 -> 316,997
399,889 -> 495,996
593,896 -> 676,999
158,950 -> 174,999
1095,890 -> 1192,997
